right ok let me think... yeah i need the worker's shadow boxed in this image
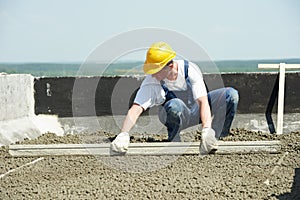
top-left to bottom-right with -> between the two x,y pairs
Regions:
277,168 -> 300,199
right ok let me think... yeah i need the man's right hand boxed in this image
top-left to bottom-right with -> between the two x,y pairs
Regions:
110,132 -> 130,153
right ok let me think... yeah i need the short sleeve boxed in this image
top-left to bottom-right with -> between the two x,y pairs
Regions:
133,86 -> 153,110
188,62 -> 207,99
133,76 -> 165,110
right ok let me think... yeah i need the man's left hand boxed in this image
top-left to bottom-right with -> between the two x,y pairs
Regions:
200,127 -> 218,155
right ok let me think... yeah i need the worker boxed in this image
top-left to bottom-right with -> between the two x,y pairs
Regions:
111,42 -> 239,154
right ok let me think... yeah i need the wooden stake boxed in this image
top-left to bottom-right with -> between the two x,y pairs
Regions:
276,63 -> 285,134
258,63 -> 300,134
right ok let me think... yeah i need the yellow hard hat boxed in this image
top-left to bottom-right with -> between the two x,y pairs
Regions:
143,42 -> 176,74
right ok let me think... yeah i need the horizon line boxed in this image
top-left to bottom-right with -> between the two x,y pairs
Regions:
0,57 -> 300,64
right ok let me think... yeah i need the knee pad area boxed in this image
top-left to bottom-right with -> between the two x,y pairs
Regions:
226,87 -> 239,104
167,109 -> 181,120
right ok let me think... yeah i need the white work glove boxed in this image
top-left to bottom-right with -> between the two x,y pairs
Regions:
200,128 -> 218,156
110,132 -> 130,153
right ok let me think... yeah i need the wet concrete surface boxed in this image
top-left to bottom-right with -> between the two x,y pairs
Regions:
58,113 -> 300,135
0,129 -> 299,199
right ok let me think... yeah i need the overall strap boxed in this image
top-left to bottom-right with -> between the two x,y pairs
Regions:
185,60 -> 209,93
184,60 -> 189,79
160,79 -> 176,105
160,60 -> 194,107
161,60 -> 190,91
184,60 -> 192,88
184,60 -> 194,107
160,80 -> 168,92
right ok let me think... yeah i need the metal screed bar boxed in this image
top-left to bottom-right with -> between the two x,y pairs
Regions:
9,141 -> 281,157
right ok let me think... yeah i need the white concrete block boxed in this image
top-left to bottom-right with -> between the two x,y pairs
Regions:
0,74 -> 64,146
0,116 -> 64,146
0,74 -> 34,121
31,115 -> 64,136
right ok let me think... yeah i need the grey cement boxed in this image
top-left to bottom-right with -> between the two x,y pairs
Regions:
58,113 -> 300,136
232,113 -> 300,133
0,74 -> 64,146
0,74 -> 34,120
0,115 -> 64,146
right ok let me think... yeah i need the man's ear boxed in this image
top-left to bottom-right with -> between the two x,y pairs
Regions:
170,61 -> 177,70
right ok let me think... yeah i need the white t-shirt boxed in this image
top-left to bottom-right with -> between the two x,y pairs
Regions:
134,60 -> 207,110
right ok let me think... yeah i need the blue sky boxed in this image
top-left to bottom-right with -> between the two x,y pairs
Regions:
0,0 -> 299,62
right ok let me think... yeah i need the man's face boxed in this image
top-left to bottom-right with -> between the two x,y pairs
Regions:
152,61 -> 173,81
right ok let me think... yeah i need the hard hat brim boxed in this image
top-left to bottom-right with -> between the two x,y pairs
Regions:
143,54 -> 176,74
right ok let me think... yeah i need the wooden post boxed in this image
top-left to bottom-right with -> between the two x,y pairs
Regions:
277,63 -> 285,134
258,63 -> 300,134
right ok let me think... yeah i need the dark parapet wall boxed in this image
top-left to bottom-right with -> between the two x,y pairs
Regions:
34,77 -> 75,117
34,76 -> 141,117
34,73 -> 300,117
220,73 -> 300,113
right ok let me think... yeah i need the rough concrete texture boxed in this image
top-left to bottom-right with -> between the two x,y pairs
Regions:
232,113 -> 300,134
0,74 -> 64,146
0,129 -> 299,199
0,115 -> 64,146
58,113 -> 300,136
0,74 -> 34,120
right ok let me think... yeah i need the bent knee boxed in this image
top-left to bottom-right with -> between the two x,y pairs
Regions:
226,87 -> 239,104
167,108 -> 181,119
165,98 -> 185,112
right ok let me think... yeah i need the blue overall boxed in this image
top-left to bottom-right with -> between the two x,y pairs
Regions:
158,60 -> 239,141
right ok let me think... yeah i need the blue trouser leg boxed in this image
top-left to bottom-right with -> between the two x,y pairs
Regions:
158,99 -> 198,142
207,87 -> 239,138
159,87 -> 238,141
